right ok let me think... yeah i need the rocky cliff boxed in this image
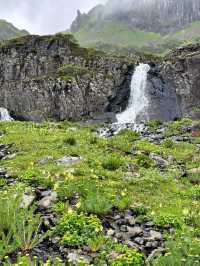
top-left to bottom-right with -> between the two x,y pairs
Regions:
0,34 -> 199,123
144,43 -> 200,121
0,34 -> 133,122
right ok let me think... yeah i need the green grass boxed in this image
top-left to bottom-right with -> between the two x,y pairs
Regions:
0,19 -> 28,41
0,119 -> 199,264
73,19 -> 200,55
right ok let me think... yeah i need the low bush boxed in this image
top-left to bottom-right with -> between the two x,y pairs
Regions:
102,154 -> 126,171
63,136 -> 77,146
136,154 -> 154,169
154,214 -> 183,229
56,212 -> 103,247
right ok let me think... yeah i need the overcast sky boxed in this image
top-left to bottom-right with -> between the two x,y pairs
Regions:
0,0 -> 106,35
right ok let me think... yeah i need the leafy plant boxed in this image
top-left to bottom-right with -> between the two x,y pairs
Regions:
56,212 -> 103,247
108,244 -> 144,266
0,187 -> 42,262
163,139 -> 174,149
63,136 -> 77,146
154,214 -> 183,229
102,154 -> 126,171
136,154 -> 154,169
153,231 -> 200,266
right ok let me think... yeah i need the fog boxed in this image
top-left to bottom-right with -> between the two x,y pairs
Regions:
0,0 -> 107,34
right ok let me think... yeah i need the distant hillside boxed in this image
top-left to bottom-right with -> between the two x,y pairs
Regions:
0,20 -> 29,41
70,0 -> 200,54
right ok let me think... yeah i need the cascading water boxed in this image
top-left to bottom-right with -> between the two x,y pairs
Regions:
0,107 -> 13,121
117,63 -> 150,124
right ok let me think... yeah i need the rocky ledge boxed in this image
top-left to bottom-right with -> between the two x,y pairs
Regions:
0,34 -> 133,122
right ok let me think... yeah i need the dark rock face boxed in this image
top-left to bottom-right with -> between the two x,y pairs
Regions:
161,44 -> 200,119
0,35 -> 132,122
144,65 -> 182,122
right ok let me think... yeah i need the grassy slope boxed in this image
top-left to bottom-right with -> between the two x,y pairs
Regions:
0,119 -> 200,264
74,20 -> 200,55
0,20 -> 29,41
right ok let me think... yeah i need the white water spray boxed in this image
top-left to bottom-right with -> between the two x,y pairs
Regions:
0,107 -> 13,121
117,63 -> 150,123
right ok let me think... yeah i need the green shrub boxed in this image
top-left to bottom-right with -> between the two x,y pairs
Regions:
56,212 -> 103,247
154,214 -> 183,229
58,64 -> 90,80
147,120 -> 162,131
102,154 -> 126,171
131,205 -> 148,216
109,247 -> 144,266
153,232 -> 200,266
63,136 -> 77,146
163,139 -> 174,149
136,154 -> 154,169
3,254 -> 65,266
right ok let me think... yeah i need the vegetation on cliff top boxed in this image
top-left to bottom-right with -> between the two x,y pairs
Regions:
0,118 -> 199,265
0,19 -> 29,41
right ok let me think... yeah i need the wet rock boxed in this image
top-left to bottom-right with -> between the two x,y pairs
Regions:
57,156 -> 83,166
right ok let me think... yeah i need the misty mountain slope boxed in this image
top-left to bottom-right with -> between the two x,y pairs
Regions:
70,0 -> 200,54
0,20 -> 29,41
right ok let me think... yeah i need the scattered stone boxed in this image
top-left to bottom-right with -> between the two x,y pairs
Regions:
106,229 -> 115,237
57,156 -> 83,166
0,167 -> 7,176
124,215 -> 135,226
188,167 -> 200,174
145,241 -> 159,249
149,230 -> 163,241
21,193 -> 36,208
67,252 -> 92,265
120,225 -> 128,232
104,209 -> 165,257
150,153 -> 168,168
0,144 -> 14,160
128,226 -> 143,237
124,240 -> 140,250
134,237 -> 144,245
39,156 -> 54,165
2,153 -> 17,160
38,191 -> 58,209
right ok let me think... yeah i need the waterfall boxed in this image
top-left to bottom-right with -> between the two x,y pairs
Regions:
117,63 -> 150,123
0,107 -> 13,121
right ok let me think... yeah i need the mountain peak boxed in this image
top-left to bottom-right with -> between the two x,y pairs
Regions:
70,0 -> 200,54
